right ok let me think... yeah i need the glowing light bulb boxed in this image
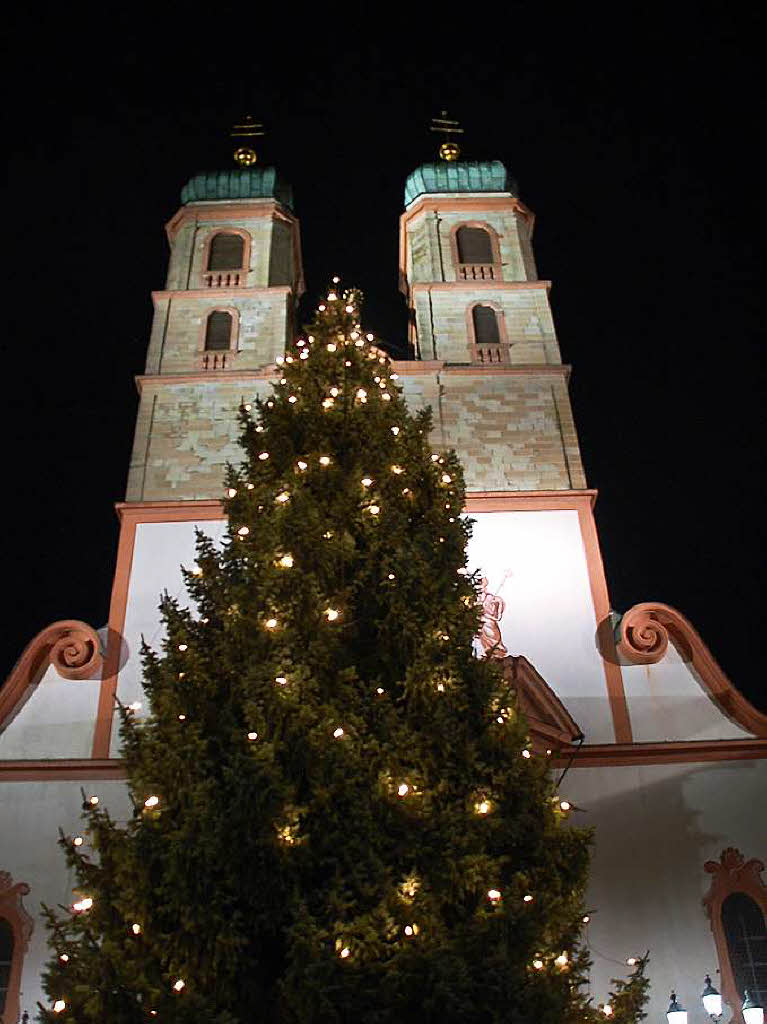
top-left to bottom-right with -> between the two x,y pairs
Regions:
255,425 -> 264,433
496,716 -> 505,725
246,482 -> 255,489
325,608 -> 340,621
582,914 -> 590,923
333,727 -> 344,739
487,889 -> 502,903
248,731 -> 258,741
367,505 -> 380,515
275,491 -> 290,504
279,377 -> 287,385
53,1000 -> 66,1013
265,618 -> 278,629
144,796 -> 159,809
73,836 -> 83,846
72,897 -> 93,913
356,388 -> 367,400
332,276 -> 340,284
327,343 -> 337,352
300,349 -> 309,359
376,687 -> 385,694
441,473 -> 452,483
258,451 -> 269,460
318,304 -> 326,311
361,476 -> 373,487
297,460 -> 308,470
397,783 -> 409,797
340,946 -> 350,959
89,796 -> 99,806
319,456 -> 331,466
522,749 -> 531,759
278,554 -> 294,568
328,292 -> 338,301
178,714 -> 186,721
391,426 -> 400,435
345,359 -> 352,365
387,573 -> 395,580
404,925 -> 413,936
559,800 -> 571,812
289,395 -> 297,403
330,386 -> 339,396
436,682 -> 445,692
322,397 -> 335,409
602,1005 -> 614,1017
226,487 -> 237,497
172,979 -> 185,992
555,952 -> 569,968
237,526 -> 249,536
275,676 -> 287,685
132,923 -> 141,935
524,894 -> 534,903
285,355 -> 294,363
476,800 -> 490,815
276,356 -> 285,365
366,333 -> 374,341
345,304 -> 354,313
533,959 -> 544,970
625,957 -> 638,966
178,643 -> 188,651
391,465 -> 404,474
128,701 -> 142,713
391,373 -> 399,380
59,953 -> 69,962
243,403 -> 252,411
431,454 -> 440,462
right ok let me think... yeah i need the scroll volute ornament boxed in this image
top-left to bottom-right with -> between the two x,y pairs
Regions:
0,871 -> 33,1024
703,848 -> 767,1023
0,620 -> 103,730
615,602 -> 767,737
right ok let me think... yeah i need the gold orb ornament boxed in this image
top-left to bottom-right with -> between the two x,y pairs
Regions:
439,141 -> 461,162
234,146 -> 258,167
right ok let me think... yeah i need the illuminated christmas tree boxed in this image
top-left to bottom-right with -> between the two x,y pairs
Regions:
39,287 -> 648,1022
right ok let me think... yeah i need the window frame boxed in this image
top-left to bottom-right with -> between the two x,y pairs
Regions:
0,872 -> 33,1024
200,307 -> 239,355
466,301 -> 509,363
201,229 -> 251,287
450,221 -> 502,280
704,848 -> 767,1022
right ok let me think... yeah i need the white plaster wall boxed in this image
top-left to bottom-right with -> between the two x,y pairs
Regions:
622,644 -> 752,742
467,510 -> 616,743
566,759 -> 767,1021
0,631 -> 105,760
0,779 -> 132,1017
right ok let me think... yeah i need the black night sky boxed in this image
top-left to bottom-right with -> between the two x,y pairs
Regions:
3,9 -> 765,712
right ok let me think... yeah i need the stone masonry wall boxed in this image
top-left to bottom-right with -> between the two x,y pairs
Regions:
126,368 -> 586,502
413,285 -> 559,364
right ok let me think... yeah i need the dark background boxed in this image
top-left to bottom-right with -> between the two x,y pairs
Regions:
2,9 -> 764,711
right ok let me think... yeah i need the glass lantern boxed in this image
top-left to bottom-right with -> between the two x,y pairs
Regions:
667,991 -> 688,1024
701,975 -> 723,1017
742,990 -> 765,1024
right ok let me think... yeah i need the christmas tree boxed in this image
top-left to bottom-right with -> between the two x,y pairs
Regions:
39,286 -> 649,1022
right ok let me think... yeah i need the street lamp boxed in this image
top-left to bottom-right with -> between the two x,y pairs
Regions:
701,975 -> 723,1020
742,990 -> 764,1024
666,991 -> 688,1024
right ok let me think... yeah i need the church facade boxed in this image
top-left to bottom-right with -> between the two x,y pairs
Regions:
1,159 -> 765,1022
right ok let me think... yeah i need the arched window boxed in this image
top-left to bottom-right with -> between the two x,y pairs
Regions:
472,305 -> 501,346
721,892 -> 767,1008
0,918 -> 13,1015
204,311 -> 234,351
207,233 -> 245,271
456,226 -> 494,265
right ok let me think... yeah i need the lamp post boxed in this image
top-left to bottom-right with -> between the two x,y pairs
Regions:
701,975 -> 723,1020
666,991 -> 688,1024
742,990 -> 765,1024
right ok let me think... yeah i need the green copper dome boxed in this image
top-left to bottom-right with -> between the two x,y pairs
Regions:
404,160 -> 513,206
181,168 -> 293,209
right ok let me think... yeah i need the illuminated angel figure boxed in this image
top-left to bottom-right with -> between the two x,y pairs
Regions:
475,569 -> 513,659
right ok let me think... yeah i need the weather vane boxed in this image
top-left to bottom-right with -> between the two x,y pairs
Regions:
430,111 -> 464,162
230,115 -> 265,168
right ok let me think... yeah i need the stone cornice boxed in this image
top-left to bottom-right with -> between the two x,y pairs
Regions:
409,280 -> 551,293
151,285 -> 293,303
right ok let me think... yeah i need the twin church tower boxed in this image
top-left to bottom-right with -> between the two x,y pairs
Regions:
1,125 -> 765,1022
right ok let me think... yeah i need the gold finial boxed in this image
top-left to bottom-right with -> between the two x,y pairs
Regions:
430,110 -> 464,162
230,115 -> 264,168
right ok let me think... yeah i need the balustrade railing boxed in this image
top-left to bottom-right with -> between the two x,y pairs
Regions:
471,343 -> 511,365
202,270 -> 243,288
199,350 -> 236,370
458,263 -> 499,281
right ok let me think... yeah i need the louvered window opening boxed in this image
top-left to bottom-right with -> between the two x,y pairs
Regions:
0,917 -> 12,1012
473,305 -> 501,346
456,226 -> 494,265
205,312 -> 233,351
722,892 -> 767,1007
208,233 -> 245,271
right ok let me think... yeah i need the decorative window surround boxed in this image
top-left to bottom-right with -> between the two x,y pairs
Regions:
0,872 -> 33,1024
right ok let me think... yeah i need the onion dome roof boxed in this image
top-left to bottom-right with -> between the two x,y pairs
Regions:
404,160 -> 514,206
181,167 -> 293,209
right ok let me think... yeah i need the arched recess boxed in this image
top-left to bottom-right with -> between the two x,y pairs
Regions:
466,302 -> 509,363
0,872 -> 33,1024
704,848 -> 767,1021
450,221 -> 502,281
0,620 -> 103,733
201,229 -> 250,288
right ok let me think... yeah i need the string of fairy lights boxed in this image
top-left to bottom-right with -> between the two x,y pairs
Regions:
49,283 -> 639,1019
